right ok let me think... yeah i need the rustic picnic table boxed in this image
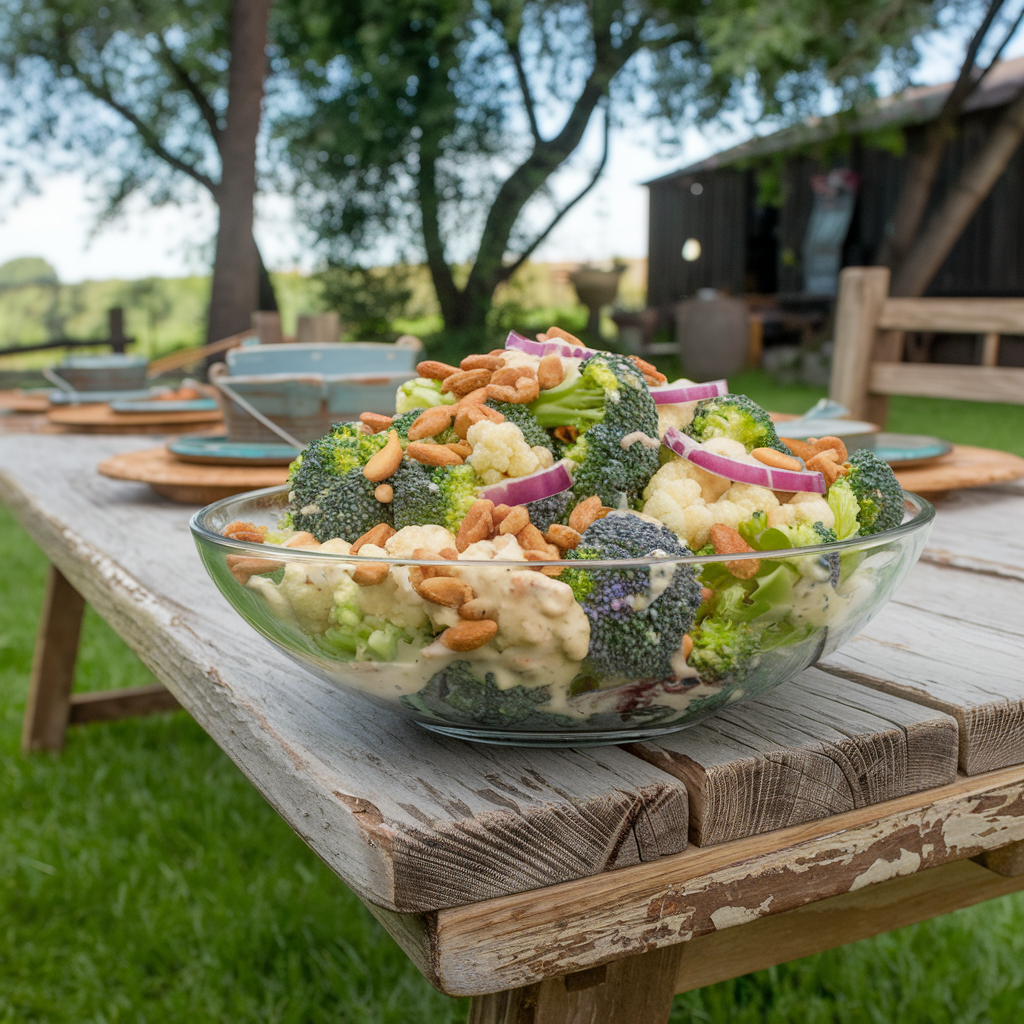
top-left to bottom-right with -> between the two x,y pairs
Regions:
3,430 -> 1024,1023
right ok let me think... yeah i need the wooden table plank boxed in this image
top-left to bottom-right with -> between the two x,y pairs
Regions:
821,560 -> 1024,774
672,857 -> 1024,995
922,485 -> 1024,580
0,434 -> 690,913
627,668 -> 958,845
414,762 -> 1024,995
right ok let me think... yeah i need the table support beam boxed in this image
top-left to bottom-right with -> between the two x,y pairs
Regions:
21,563 -> 179,754
467,945 -> 684,1024
22,564 -> 85,752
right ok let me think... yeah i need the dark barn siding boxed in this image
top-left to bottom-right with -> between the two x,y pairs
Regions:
647,170 -> 747,308
648,106 -> 1024,305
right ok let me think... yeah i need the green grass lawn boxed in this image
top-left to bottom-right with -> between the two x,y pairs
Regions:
3,376 -> 1024,1022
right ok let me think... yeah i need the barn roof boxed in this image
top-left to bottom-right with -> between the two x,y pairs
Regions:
645,53 -> 1024,184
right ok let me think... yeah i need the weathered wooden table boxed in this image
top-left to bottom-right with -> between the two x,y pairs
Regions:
3,432 -> 1024,1024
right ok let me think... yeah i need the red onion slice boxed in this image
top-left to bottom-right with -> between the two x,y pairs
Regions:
478,459 -> 573,506
650,379 -> 728,405
505,330 -> 596,360
662,428 -> 826,493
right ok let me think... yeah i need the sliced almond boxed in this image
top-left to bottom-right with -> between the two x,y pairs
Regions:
363,430 -> 403,482
406,443 -> 463,467
440,619 -> 498,651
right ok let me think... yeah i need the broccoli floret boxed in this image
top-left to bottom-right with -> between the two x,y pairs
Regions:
316,574 -> 429,661
401,661 -> 564,727
560,513 -> 703,681
486,400 -> 555,453
391,459 -> 479,534
685,394 -> 791,454
739,515 -> 840,587
395,377 -> 457,414
844,449 -> 904,535
544,354 -> 660,508
524,489 -> 572,531
688,617 -> 762,684
286,423 -> 392,542
526,361 -> 607,430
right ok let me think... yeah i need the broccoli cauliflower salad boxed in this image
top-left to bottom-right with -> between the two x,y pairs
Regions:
221,327 -> 909,735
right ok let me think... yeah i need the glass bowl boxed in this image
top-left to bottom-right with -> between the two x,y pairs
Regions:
190,486 -> 934,747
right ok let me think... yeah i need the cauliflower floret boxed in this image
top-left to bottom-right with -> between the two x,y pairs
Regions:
467,420 -> 541,484
701,436 -> 749,459
384,524 -> 456,558
787,491 -> 836,531
643,452 -> 781,548
320,538 -> 352,555
249,558 -> 350,635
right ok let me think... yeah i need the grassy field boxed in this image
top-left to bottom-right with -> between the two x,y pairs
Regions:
2,375 -> 1024,1022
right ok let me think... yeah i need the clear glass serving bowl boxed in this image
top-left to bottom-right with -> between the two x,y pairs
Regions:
190,486 -> 934,747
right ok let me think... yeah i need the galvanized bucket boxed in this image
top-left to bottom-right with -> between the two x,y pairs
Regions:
54,355 -> 149,393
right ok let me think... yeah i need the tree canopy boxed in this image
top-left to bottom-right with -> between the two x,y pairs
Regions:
276,0 -> 937,335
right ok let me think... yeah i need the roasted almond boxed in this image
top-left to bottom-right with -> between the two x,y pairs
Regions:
491,366 -> 536,388
408,405 -> 456,440
554,424 -> 579,445
806,449 -> 848,487
487,377 -> 539,404
352,522 -> 396,554
417,359 -> 459,380
417,576 -> 475,608
454,403 -> 502,439
709,524 -> 759,580
682,634 -> 694,660
542,326 -> 584,346
524,549 -> 563,574
445,441 -> 473,458
454,386 -> 491,408
498,505 -> 530,536
458,598 -> 489,620
440,619 -> 498,651
359,412 -> 393,433
751,447 -> 803,472
352,562 -> 390,586
406,442 -> 463,467
569,495 -> 603,534
629,355 -> 667,385
363,430 -> 403,482
456,499 -> 494,552
516,523 -> 550,553
490,503 -> 512,526
460,353 -> 503,371
537,354 -> 565,390
412,548 -> 459,579
546,523 -> 581,550
441,368 -> 492,396
374,483 -> 394,503
226,555 -> 280,585
282,531 -> 320,548
223,520 -> 266,543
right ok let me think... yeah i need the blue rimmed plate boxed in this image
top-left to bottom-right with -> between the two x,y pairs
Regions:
112,398 -> 220,414
865,432 -> 953,467
168,435 -> 299,466
50,387 -> 166,405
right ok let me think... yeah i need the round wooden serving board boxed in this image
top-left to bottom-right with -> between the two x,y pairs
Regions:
48,403 -> 223,434
0,389 -> 51,414
98,447 -> 288,504
895,444 -> 1024,498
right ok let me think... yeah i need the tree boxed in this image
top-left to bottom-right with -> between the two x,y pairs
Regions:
0,0 -> 276,343
277,0 -> 934,336
881,0 -> 1024,296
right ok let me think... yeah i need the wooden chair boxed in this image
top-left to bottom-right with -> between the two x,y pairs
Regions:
830,266 -> 1024,423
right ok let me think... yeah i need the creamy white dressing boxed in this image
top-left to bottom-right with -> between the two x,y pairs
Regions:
620,431 -> 662,450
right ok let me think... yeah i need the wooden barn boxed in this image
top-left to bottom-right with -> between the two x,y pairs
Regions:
645,55 -> 1024,310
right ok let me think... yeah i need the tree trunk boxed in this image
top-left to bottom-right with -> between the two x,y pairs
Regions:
890,85 -> 1024,297
206,0 -> 273,344
256,241 -> 278,312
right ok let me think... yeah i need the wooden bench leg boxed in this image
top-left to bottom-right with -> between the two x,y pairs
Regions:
467,945 -> 684,1024
22,564 -> 85,753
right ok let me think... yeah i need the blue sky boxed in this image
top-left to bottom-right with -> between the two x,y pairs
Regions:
0,22 -> 1021,283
